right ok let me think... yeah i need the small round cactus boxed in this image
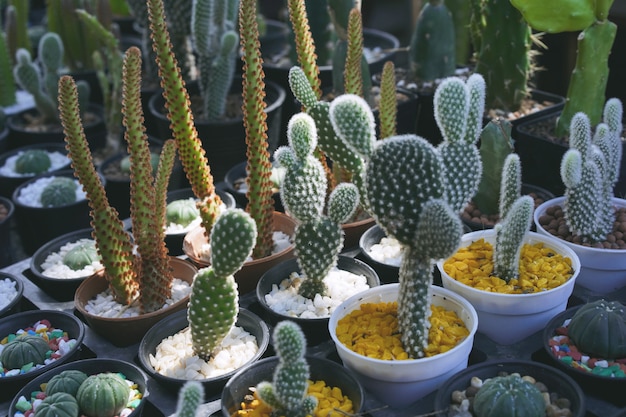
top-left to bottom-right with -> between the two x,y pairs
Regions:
473,374 -> 546,417
75,372 -> 131,417
34,392 -> 80,417
0,335 -> 51,369
40,177 -> 78,207
567,299 -> 626,359
166,198 -> 200,227
45,369 -> 89,397
15,150 -> 52,175
62,240 -> 99,271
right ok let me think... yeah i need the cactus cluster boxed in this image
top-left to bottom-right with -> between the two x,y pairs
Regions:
256,321 -> 317,417
188,209 -> 257,360
361,74 -> 484,358
275,113 -> 359,300
560,98 -> 623,243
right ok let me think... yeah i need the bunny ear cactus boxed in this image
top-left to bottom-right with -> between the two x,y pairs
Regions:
366,134 -> 464,358
256,321 -> 318,417
434,74 -> 484,214
560,99 -> 623,243
510,0 -> 617,137
188,209 -> 257,360
276,113 -> 359,299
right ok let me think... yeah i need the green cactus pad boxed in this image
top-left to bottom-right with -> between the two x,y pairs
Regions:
210,209 -> 257,278
39,177 -> 78,207
14,150 -> 52,175
326,182 -> 359,225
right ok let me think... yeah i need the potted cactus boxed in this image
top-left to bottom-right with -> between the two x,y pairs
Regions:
59,46 -> 198,347
534,98 -> 626,294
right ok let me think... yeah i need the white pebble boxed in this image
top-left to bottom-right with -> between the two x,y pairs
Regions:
0,278 -> 18,310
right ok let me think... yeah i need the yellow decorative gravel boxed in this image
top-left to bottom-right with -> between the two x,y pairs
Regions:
335,302 -> 469,359
443,238 -> 574,294
234,380 -> 354,417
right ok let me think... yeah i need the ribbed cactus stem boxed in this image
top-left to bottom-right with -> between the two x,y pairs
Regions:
378,60 -> 398,139
256,321 -> 318,417
175,381 -> 204,417
188,209 -> 257,360
287,0 -> 322,99
493,195 -> 533,283
499,153 -> 522,219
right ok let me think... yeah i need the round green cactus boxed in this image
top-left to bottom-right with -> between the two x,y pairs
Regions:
165,198 -> 200,227
0,335 -> 51,369
473,374 -> 546,417
15,150 -> 52,175
76,373 -> 131,417
567,299 -> 626,359
62,240 -> 99,271
45,369 -> 89,397
34,392 -> 79,417
40,177 -> 78,207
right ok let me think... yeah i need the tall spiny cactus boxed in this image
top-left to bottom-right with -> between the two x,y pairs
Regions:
58,46 -> 178,313
493,154 -> 534,282
472,0 -> 533,112
275,113 -> 359,299
0,7 -> 16,107
147,0 -> 223,237
287,0 -> 322,100
256,321 -> 317,417
409,0 -> 456,83
188,209 -> 257,360
378,60 -> 398,140
560,98 -> 623,243
174,381 -> 204,417
434,73 -> 484,213
192,0 -> 239,121
4,2 -> 32,63
239,0 -> 276,259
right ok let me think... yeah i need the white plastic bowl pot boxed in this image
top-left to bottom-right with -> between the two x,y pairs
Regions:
328,284 -> 478,409
437,229 -> 580,345
534,196 -> 626,294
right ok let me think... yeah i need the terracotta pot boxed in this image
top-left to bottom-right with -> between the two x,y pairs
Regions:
74,257 -> 198,347
183,211 -> 296,294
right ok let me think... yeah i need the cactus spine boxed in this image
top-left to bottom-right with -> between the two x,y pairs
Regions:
493,154 -> 533,283
192,0 -> 239,120
175,381 -> 204,417
58,47 -> 178,313
276,113 -> 359,299
560,99 -> 623,243
256,321 -> 317,417
188,209 -> 257,360
409,0 -> 456,82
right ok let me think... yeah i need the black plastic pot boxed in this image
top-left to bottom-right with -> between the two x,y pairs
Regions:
357,223 -> 400,284
221,355 -> 365,417
223,160 -> 284,211
0,272 -> 23,318
29,228 -> 98,301
0,196 -> 15,268
256,256 -> 380,346
164,187 -> 236,256
434,359 -> 586,417
0,309 -> 86,402
148,79 -> 286,183
540,305 -> 626,407
11,169 -> 96,255
138,308 -> 270,399
0,143 -> 71,199
8,358 -> 149,417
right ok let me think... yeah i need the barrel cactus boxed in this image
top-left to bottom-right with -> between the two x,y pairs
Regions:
166,199 -> 200,228
567,299 -> 626,359
14,150 -> 51,175
45,370 -> 89,397
0,335 -> 51,369
75,373 -> 131,417
473,374 -> 546,417
34,392 -> 80,417
62,240 -> 99,271
256,321 -> 317,417
39,177 -> 78,207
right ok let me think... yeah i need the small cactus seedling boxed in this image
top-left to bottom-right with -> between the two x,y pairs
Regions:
187,209 -> 257,360
174,381 -> 205,417
39,177 -> 78,208
473,374 -> 546,417
560,98 -> 623,243
256,321 -> 317,417
166,199 -> 200,228
62,240 -> 100,271
14,149 -> 51,175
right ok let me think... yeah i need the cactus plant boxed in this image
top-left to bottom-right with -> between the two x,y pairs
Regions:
0,10 -> 16,107
34,392 -> 80,417
40,177 -> 78,208
357,74 -> 483,358
275,113 -> 359,299
472,374 -> 546,417
0,334 -> 51,369
14,149 -> 52,175
62,240 -> 100,271
567,299 -> 626,359
45,370 -> 89,397
166,199 -> 200,228
187,209 -> 257,360
75,372 -> 131,417
256,321 -> 318,417
174,381 -> 205,417
560,98 -> 623,243
58,46 -> 178,312
511,0 -> 618,137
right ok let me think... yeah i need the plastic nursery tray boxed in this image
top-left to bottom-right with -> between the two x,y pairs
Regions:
1,252 -> 626,417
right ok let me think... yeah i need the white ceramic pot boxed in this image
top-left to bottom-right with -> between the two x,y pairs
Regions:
437,229 -> 580,345
534,196 -> 626,294
328,284 -> 478,409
